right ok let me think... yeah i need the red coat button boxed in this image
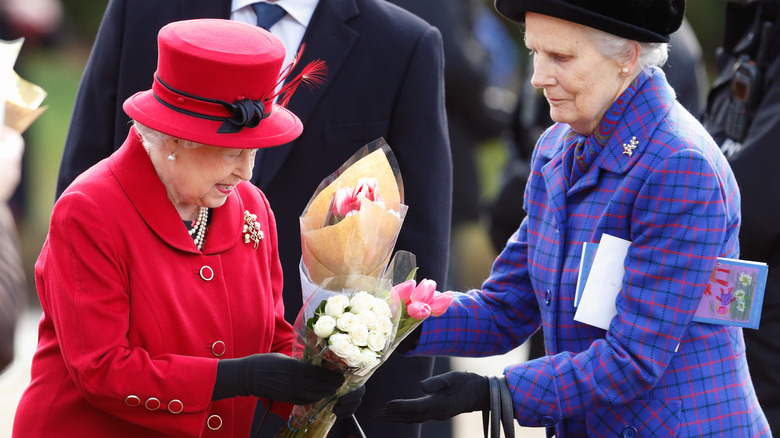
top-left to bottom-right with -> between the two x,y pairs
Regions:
211,340 -> 226,357
145,397 -> 161,410
168,399 -> 184,414
125,395 -> 141,407
207,414 -> 223,430
200,266 -> 214,281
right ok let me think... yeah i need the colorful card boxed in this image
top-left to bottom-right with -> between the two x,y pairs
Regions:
693,257 -> 767,328
575,235 -> 767,329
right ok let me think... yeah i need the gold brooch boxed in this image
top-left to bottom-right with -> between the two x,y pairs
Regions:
243,210 -> 264,249
622,136 -> 638,157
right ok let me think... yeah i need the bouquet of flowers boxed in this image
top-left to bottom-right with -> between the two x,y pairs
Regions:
273,139 -> 453,437
298,138 -> 407,292
273,252 -> 453,438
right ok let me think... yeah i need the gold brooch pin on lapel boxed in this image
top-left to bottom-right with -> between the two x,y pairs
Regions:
622,136 -> 639,157
243,210 -> 264,249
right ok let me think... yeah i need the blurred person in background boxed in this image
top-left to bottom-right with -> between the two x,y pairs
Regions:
388,0 -> 516,292
376,0 -> 771,436
53,1 -> 451,437
13,19 -> 363,437
381,1 -> 519,435
701,0 -> 780,431
0,0 -> 63,221
0,125 -> 26,373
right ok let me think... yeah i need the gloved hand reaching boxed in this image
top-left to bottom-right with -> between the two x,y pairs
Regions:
374,371 -> 489,423
332,384 -> 366,419
212,352 -> 344,405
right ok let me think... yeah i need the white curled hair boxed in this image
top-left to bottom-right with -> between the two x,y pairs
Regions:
133,121 -> 201,153
585,27 -> 669,70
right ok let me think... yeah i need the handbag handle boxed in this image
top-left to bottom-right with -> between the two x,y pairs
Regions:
482,376 -> 515,438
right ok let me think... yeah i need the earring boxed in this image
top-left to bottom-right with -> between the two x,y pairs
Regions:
621,66 -> 629,74
167,152 -> 176,161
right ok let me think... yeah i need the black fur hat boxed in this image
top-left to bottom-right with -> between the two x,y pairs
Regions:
494,0 -> 686,42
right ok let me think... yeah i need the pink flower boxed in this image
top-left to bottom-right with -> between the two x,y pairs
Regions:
407,301 -> 432,320
410,279 -> 436,304
332,186 -> 359,221
392,278 -> 447,320
354,178 -> 382,205
430,291 -> 453,316
391,280 -> 416,306
330,178 -> 384,223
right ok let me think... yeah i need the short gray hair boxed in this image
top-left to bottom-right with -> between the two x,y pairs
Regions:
133,121 -> 200,152
586,27 -> 669,70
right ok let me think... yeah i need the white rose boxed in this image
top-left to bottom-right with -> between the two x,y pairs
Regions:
324,294 -> 350,317
336,312 -> 358,332
329,333 -> 354,358
350,322 -> 370,347
350,291 -> 375,314
356,309 -> 378,329
376,316 -> 393,335
361,348 -> 380,368
345,345 -> 364,368
313,315 -> 336,338
367,329 -> 387,352
371,297 -> 392,319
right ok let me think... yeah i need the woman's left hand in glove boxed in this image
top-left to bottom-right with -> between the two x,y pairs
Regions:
333,385 -> 367,419
374,371 -> 489,423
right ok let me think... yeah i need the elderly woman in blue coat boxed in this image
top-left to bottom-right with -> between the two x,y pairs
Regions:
376,0 -> 772,436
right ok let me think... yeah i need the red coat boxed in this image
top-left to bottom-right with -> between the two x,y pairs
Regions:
14,129 -> 294,437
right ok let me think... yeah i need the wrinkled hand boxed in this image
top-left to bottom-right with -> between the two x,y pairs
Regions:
332,385 -> 366,419
212,353 -> 344,405
374,371 -> 489,423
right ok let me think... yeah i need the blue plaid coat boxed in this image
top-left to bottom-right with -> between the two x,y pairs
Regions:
415,68 -> 771,436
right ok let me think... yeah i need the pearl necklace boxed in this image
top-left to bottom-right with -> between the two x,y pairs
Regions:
188,207 -> 209,251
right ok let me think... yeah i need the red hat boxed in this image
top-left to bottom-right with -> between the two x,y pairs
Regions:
123,18 -> 302,148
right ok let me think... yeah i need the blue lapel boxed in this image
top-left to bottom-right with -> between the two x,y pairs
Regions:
536,68 -> 677,223
570,68 -> 677,194
255,0 -> 360,188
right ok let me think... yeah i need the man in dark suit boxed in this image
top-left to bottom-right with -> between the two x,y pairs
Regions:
55,1 -> 452,437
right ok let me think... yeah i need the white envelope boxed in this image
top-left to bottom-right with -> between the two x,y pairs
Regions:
573,234 -> 631,330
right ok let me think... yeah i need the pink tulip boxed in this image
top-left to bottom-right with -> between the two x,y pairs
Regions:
332,186 -> 360,220
354,178 -> 379,202
430,291 -> 453,316
391,280 -> 416,305
410,279 -> 436,304
407,301 -> 432,320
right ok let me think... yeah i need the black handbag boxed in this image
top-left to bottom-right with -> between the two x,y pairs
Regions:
482,376 -> 515,438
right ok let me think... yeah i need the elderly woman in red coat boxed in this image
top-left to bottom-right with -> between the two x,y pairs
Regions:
13,19 -> 363,437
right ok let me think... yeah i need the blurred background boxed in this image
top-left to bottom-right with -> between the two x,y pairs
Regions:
0,0 -> 731,436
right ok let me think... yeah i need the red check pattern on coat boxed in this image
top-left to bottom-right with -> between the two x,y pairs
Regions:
415,68 -> 771,437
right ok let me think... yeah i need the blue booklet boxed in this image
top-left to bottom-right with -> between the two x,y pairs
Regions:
576,241 -> 768,329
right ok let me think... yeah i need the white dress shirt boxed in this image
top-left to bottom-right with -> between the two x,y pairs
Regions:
231,0 -> 319,71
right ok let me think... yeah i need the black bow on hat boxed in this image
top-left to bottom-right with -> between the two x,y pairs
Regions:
217,98 -> 270,134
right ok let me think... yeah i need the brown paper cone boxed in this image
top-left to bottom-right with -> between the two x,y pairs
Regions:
301,200 -> 403,284
303,148 -> 401,230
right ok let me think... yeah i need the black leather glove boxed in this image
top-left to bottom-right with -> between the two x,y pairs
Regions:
394,325 -> 422,355
374,371 -> 489,423
212,353 -> 344,404
332,385 -> 366,418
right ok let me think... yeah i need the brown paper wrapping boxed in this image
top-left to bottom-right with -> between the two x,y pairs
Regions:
5,72 -> 47,133
300,141 -> 406,290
